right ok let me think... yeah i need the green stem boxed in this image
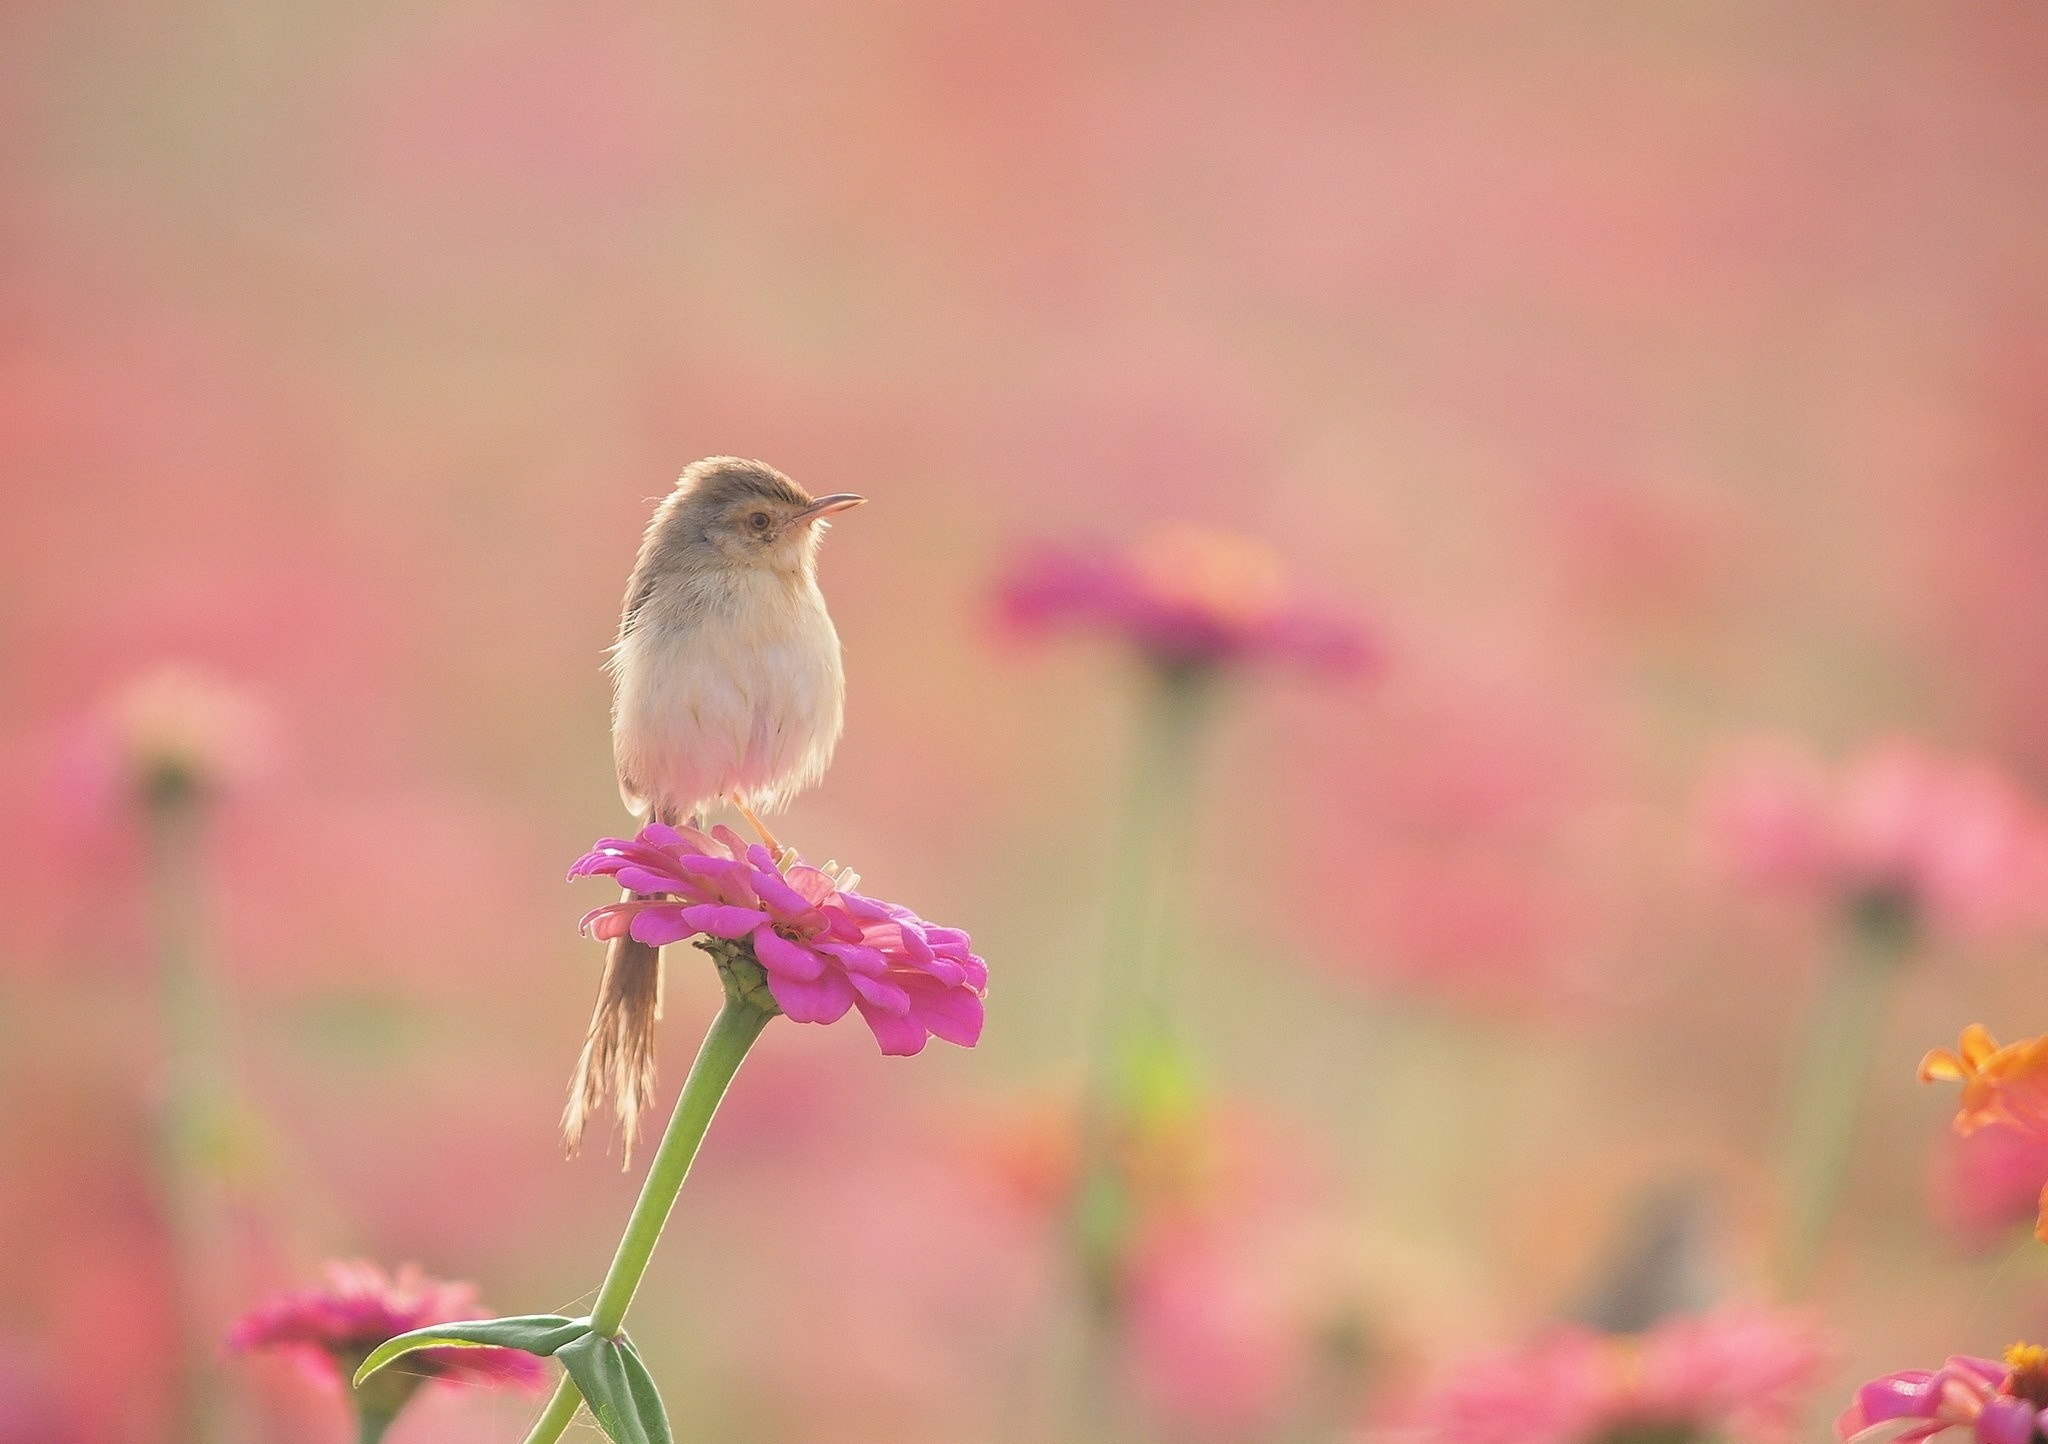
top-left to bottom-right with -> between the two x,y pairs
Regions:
520,1378 -> 583,1444
357,1405 -> 397,1444
590,990 -> 771,1334
1774,908 -> 1913,1291
1084,665 -> 1216,1114
522,983 -> 774,1444
1067,666 -> 1220,1438
145,784 -> 232,1444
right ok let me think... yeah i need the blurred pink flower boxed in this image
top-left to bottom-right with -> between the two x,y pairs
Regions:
979,1098 -> 1363,1436
1411,1328 -> 1612,1444
1932,1123 -> 2048,1248
0,1355 -> 84,1444
1703,738 -> 2048,942
227,1262 -> 545,1392
572,822 -> 987,1056
1413,1307 -> 1828,1444
1266,656 -> 1623,1011
71,664 -> 274,811
1633,1309 -> 1834,1444
1122,1220 -> 1307,1435
1836,1346 -> 2048,1444
993,526 -> 1379,677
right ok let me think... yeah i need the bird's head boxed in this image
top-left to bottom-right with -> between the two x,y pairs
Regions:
675,457 -> 865,575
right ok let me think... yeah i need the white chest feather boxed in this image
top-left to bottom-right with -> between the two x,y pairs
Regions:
610,570 -> 845,819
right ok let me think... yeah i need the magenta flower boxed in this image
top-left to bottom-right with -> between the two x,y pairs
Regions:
1837,1346 -> 2048,1444
230,1262 -> 543,1440
228,1262 -> 546,1389
572,822 -> 986,1056
1413,1308 -> 1829,1444
1703,737 -> 2048,942
993,526 -> 1378,677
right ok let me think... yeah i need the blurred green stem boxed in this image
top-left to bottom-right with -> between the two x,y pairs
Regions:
356,1405 -> 397,1444
1086,665 -> 1216,1116
522,962 -> 774,1444
144,780 -> 234,1444
1774,900 -> 1914,1292
1068,666 -> 1220,1435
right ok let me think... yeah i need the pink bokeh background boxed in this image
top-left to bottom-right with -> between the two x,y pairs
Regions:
7,4 -> 2048,1441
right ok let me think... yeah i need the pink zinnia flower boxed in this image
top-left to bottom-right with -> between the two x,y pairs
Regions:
1632,1308 -> 1834,1444
231,1261 -> 543,1440
1837,1344 -> 2048,1444
572,822 -> 986,1056
1413,1307 -> 1828,1444
227,1262 -> 545,1390
63,664 -> 274,815
993,526 -> 1378,677
1703,738 -> 2048,942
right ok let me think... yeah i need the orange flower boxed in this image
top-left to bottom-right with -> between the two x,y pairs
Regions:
1922,1026 -> 2048,1245
1921,1026 -> 2048,1136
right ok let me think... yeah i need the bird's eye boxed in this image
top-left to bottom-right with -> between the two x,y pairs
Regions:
748,511 -> 772,531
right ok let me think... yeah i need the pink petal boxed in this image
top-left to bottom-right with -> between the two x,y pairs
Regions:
664,823 -> 724,854
751,924 -> 825,981
630,909 -> 698,946
835,892 -> 895,924
817,940 -> 888,976
579,905 -> 634,940
890,924 -> 935,965
767,967 -> 857,1025
785,866 -> 838,907
677,904 -> 772,939
615,865 -> 685,896
847,973 -> 911,1015
820,907 -> 864,942
902,976 -> 985,1048
855,997 -> 931,1055
749,866 -> 817,920
566,852 -> 624,880
1851,1373 -> 1941,1429
1978,1398 -> 2037,1444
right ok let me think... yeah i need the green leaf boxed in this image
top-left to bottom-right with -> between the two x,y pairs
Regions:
352,1315 -> 592,1388
555,1331 -> 672,1444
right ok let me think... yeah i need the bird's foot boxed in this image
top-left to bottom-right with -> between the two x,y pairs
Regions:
729,795 -> 787,862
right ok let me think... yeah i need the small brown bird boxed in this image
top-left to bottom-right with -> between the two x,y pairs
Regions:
566,456 -> 864,1156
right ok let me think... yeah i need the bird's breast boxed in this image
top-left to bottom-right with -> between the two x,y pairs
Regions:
611,575 -> 845,817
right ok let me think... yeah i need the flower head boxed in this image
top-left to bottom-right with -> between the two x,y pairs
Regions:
572,822 -> 986,1056
1922,1027 -> 2048,1138
1414,1308 -> 1829,1444
57,665 -> 274,821
1837,1344 -> 2048,1444
229,1262 -> 543,1433
993,526 -> 1378,678
1704,738 -> 2048,943
1920,1026 -> 2048,1244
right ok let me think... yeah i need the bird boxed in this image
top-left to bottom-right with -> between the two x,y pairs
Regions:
566,456 -> 865,1157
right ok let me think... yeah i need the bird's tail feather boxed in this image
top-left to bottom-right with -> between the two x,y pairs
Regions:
562,891 -> 664,1165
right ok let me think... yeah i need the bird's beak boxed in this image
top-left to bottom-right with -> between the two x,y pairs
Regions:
793,493 -> 866,524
